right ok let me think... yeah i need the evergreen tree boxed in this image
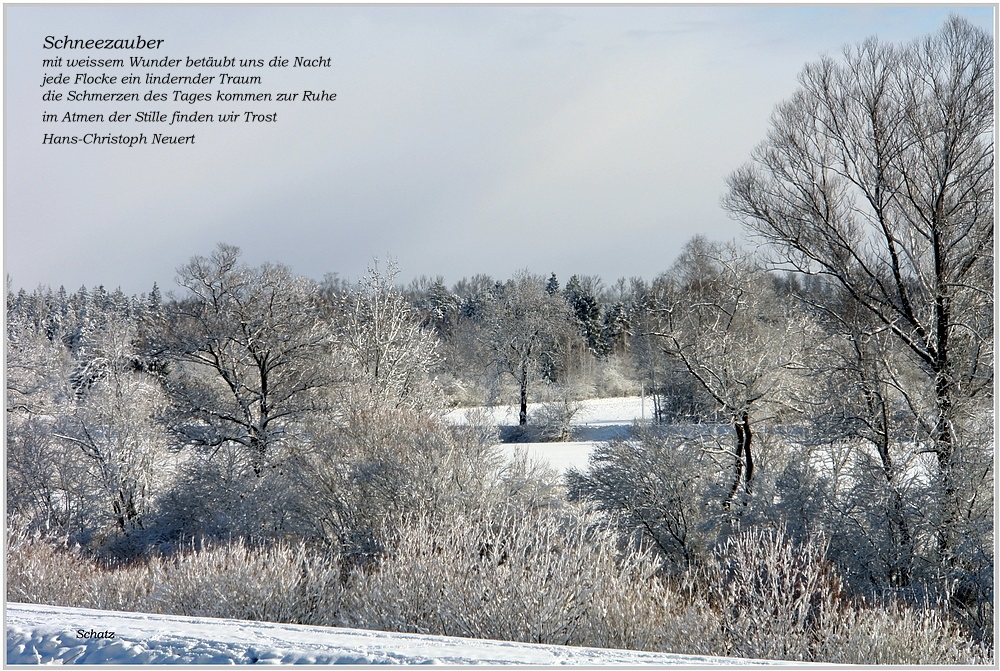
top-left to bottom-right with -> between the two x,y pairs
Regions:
563,275 -> 603,355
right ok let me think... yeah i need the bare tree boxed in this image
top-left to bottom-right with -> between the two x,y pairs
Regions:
165,244 -> 331,476
724,16 -> 993,565
795,281 -> 924,587
53,317 -> 171,535
326,260 -> 440,413
649,237 -> 807,509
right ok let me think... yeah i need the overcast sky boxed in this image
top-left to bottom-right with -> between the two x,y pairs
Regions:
4,4 -> 994,295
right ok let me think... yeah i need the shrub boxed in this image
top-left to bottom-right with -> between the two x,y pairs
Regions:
528,396 -> 580,442
699,524 -> 842,661
7,515 -> 343,628
815,597 -> 993,664
338,505 -> 717,653
145,539 -> 342,626
588,354 -> 641,399
6,524 -> 98,607
692,524 -> 993,664
292,406 -> 559,561
567,426 -> 716,570
84,562 -> 153,612
8,516 -> 990,664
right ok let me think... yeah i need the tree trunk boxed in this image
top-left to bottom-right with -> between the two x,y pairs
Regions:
250,427 -> 266,477
888,486 -> 913,587
740,410 -> 754,490
724,429 -> 744,511
518,362 -> 529,426
871,399 -> 913,586
725,411 -> 753,508
934,387 -> 957,568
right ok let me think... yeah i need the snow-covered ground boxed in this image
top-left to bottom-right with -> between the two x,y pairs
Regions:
445,396 -> 651,473
445,395 -> 651,430
6,602 -> 782,665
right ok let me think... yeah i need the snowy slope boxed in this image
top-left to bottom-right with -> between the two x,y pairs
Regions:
6,602 -> 781,665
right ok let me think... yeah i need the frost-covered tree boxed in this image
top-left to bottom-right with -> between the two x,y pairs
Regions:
6,299 -> 83,533
724,16 -> 993,570
649,237 -> 808,508
52,317 -> 171,535
475,271 -> 576,426
327,260 -> 440,413
165,244 -> 331,476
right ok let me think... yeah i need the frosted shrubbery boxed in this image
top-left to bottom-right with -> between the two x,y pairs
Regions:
141,540 -> 342,625
814,599 -> 993,664
7,527 -> 342,626
8,515 -> 991,664
567,427 -> 715,568
688,525 -> 991,663
290,406 -> 563,562
6,523 -> 103,608
338,506 -> 713,652
708,526 -> 842,660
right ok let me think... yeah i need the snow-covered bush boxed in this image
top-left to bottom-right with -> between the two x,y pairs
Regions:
8,516 -> 989,664
144,539 -> 342,626
504,395 -> 580,442
495,448 -> 564,513
292,406 -> 561,561
533,394 -> 580,442
83,562 -> 153,613
6,522 -> 100,607
690,524 -> 992,664
567,425 -> 717,569
6,517 -> 156,612
700,524 -> 842,661
582,353 -> 641,399
156,433 -> 314,545
338,505 -> 717,653
814,596 -> 993,664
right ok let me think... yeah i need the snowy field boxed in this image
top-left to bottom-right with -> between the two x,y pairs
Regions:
6,603 -> 782,665
445,396 -> 651,473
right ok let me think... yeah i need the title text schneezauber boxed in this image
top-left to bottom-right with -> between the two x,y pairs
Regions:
43,35 -> 163,49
